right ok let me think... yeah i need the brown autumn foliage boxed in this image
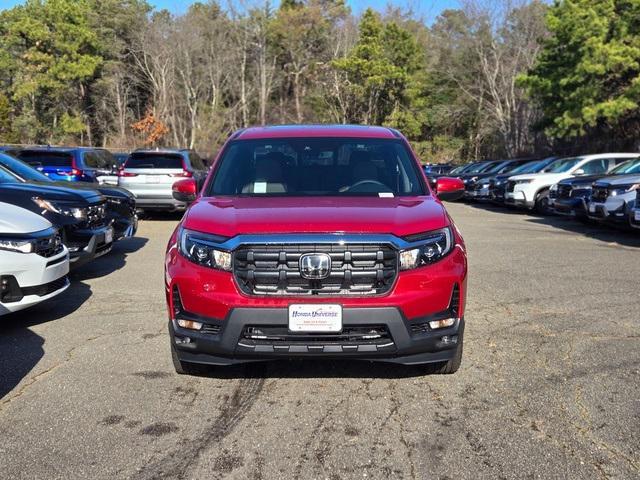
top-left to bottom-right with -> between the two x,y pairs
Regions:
130,110 -> 169,146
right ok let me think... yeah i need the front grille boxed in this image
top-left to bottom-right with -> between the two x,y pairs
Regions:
35,233 -> 64,258
240,325 -> 392,346
234,243 -> 398,296
557,184 -> 573,199
506,181 -> 516,193
22,276 -> 68,297
82,203 -> 108,228
591,185 -> 609,203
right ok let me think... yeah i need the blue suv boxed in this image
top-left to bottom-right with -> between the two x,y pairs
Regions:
5,146 -> 118,183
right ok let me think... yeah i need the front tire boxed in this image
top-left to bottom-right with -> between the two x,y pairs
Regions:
534,189 -> 551,215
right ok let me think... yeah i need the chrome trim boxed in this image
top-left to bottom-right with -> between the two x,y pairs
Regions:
212,233 -> 431,251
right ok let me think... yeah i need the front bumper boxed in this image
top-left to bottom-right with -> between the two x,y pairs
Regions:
67,225 -> 114,269
465,186 -> 491,201
170,307 -> 464,366
630,208 -> 640,229
0,247 -> 70,315
587,200 -> 628,224
552,197 -> 588,218
505,189 -> 534,208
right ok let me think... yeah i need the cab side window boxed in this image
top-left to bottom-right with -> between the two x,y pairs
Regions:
580,159 -> 608,174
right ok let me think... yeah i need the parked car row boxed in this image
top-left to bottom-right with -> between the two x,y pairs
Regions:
442,153 -> 640,230
0,147 -> 139,316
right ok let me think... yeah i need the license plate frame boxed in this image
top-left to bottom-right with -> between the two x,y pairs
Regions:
105,227 -> 113,244
288,304 -> 342,333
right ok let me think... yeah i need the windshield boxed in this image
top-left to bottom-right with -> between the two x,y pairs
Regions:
209,138 -> 426,196
610,159 -> 640,174
543,157 -> 582,173
465,162 -> 493,174
0,153 -> 50,182
509,160 -> 541,174
125,153 -> 184,169
17,150 -> 74,167
450,164 -> 470,175
0,166 -> 21,184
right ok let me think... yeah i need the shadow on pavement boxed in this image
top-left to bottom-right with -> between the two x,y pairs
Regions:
0,327 -> 44,400
191,359 -> 439,380
71,236 -> 148,281
0,281 -> 93,400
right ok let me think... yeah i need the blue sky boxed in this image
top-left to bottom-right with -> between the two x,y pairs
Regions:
1,0 -> 462,23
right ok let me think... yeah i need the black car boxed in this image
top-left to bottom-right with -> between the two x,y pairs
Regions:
464,158 -> 535,201
488,157 -> 558,205
0,152 -> 137,241
550,158 -> 640,220
423,164 -> 454,175
0,161 -> 113,269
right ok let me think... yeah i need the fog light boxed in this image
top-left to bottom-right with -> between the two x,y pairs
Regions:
429,318 -> 456,329
440,335 -> 458,345
177,319 -> 203,330
174,336 -> 192,344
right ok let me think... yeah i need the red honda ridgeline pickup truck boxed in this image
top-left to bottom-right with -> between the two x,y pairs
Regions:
165,125 -> 467,375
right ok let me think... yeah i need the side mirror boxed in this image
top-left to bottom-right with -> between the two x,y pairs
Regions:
573,168 -> 585,175
435,177 -> 465,202
172,178 -> 197,203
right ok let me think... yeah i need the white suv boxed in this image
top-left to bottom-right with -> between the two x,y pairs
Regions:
504,153 -> 638,213
1,202 -> 70,316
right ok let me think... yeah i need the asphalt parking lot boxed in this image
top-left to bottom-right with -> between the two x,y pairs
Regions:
1,203 -> 638,480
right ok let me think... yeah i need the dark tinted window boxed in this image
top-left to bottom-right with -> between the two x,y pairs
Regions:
0,153 -> 49,182
581,159 -> 608,174
0,166 -> 20,183
83,151 -> 109,168
210,138 -> 425,196
189,152 -> 206,170
125,153 -> 184,169
17,151 -> 73,167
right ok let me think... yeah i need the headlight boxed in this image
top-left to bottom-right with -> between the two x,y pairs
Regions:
178,228 -> 231,271
515,179 -> 533,184
611,184 -> 640,196
550,184 -> 558,191
32,197 -> 88,220
0,238 -> 35,254
399,227 -> 453,270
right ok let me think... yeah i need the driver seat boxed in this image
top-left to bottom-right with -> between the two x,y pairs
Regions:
242,152 -> 287,193
350,150 -> 378,183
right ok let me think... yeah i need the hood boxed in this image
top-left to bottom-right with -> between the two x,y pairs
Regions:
0,202 -> 52,234
594,173 -> 640,187
558,174 -> 609,186
44,181 -> 134,200
508,172 -> 569,182
0,182 -> 104,204
183,196 -> 448,238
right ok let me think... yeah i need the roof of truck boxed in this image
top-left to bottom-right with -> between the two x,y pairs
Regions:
234,124 -> 402,140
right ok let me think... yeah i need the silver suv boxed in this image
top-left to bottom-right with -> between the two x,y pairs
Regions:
117,149 -> 208,212
588,173 -> 640,225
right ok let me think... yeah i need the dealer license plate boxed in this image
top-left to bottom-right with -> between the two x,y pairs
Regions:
635,210 -> 640,221
589,203 -> 596,213
105,227 -> 113,244
288,304 -> 342,333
